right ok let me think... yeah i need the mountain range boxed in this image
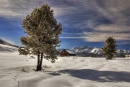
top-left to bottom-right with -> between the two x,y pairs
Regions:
0,39 -> 129,57
71,46 -> 130,57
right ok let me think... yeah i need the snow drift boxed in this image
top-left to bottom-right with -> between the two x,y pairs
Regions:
0,51 -> 130,87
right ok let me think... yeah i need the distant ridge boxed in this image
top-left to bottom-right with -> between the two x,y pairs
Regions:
71,46 -> 130,57
0,39 -> 18,52
0,39 -> 18,48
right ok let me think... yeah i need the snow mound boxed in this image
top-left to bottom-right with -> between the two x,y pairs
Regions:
0,44 -> 18,52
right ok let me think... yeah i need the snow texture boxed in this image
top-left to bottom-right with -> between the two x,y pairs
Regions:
0,45 -> 130,87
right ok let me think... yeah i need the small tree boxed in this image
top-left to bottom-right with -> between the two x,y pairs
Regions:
103,37 -> 117,60
19,4 -> 62,71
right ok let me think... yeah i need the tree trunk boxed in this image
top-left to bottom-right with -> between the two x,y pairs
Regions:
40,53 -> 43,69
36,53 -> 41,71
36,53 -> 43,71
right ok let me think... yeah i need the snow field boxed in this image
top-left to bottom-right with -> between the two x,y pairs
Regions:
0,52 -> 130,87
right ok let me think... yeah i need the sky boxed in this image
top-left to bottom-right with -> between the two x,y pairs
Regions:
0,0 -> 130,50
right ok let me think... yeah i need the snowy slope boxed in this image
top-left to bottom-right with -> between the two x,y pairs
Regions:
90,47 -> 103,54
71,46 -> 130,57
71,46 -> 103,56
0,44 -> 18,52
71,46 -> 94,53
0,51 -> 130,87
72,46 -> 102,54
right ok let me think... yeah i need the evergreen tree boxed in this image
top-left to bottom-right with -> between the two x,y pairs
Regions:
19,4 -> 62,71
103,37 -> 117,60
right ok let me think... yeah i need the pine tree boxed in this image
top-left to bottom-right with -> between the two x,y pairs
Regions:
103,37 -> 117,60
19,4 -> 62,71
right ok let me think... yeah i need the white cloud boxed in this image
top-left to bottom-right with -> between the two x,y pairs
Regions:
0,0 -> 78,19
96,24 -> 130,33
83,32 -> 130,42
81,0 -> 130,42
93,0 -> 130,25
60,31 -> 130,43
60,36 -> 84,39
0,0 -> 32,18
0,0 -> 130,44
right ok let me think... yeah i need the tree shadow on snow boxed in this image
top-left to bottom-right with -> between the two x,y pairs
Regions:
49,69 -> 130,82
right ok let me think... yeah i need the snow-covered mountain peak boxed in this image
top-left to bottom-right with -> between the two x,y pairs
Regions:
71,46 -> 129,57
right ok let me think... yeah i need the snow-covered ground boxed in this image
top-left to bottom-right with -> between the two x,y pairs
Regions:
0,44 -> 18,52
0,51 -> 130,87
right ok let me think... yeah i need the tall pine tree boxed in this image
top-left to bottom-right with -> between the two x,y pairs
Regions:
103,37 -> 117,60
19,4 -> 62,71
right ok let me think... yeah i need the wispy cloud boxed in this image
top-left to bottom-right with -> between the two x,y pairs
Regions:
0,0 -> 130,44
61,0 -> 130,43
0,0 -> 79,18
96,24 -> 130,33
83,32 -> 130,42
0,0 -> 31,18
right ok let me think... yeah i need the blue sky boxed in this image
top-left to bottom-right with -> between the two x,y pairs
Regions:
0,0 -> 130,50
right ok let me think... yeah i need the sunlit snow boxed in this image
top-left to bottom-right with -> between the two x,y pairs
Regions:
0,44 -> 130,87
